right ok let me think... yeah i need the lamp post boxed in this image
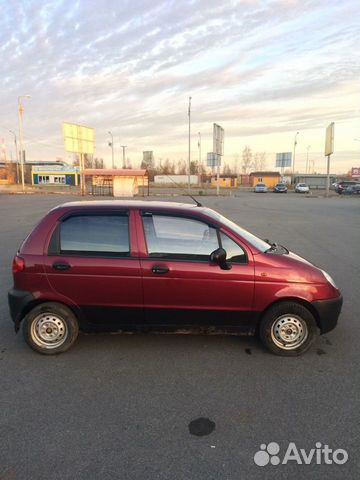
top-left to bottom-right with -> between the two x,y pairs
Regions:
9,129 -> 19,183
108,131 -> 114,168
188,96 -> 192,193
121,145 -> 127,168
306,145 -> 311,174
292,131 -> 299,184
17,95 -> 31,191
198,131 -> 201,187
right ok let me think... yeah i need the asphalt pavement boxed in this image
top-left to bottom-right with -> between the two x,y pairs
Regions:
0,192 -> 359,479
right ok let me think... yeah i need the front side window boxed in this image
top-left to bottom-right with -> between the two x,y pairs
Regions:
220,232 -> 247,263
60,215 -> 129,255
143,214 -> 218,260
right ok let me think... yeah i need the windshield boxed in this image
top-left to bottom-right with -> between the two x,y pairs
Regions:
204,209 -> 270,252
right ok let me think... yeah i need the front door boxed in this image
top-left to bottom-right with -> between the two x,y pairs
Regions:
139,212 -> 255,330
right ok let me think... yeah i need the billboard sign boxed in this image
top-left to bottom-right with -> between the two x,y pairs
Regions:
276,152 -> 292,168
325,122 -> 334,156
207,152 -> 221,167
142,151 -> 154,167
63,122 -> 95,154
351,167 -> 360,177
213,123 -> 224,156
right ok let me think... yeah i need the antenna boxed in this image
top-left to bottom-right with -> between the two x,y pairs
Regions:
162,174 -> 202,207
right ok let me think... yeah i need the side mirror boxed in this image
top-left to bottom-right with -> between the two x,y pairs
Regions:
210,248 -> 232,270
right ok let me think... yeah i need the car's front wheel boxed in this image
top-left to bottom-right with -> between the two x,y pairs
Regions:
23,302 -> 79,355
259,302 -> 318,356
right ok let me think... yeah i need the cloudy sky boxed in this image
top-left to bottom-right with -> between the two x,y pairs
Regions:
0,0 -> 359,173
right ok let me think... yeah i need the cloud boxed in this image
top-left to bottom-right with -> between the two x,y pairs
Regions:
0,0 -> 359,171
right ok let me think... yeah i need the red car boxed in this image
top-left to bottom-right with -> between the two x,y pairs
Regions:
8,200 -> 342,356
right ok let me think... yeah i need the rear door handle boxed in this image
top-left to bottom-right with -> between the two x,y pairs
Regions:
52,261 -> 71,271
151,265 -> 169,274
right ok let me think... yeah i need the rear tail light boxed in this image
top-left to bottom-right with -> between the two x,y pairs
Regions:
12,255 -> 25,273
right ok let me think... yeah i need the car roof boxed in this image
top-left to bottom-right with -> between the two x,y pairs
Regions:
51,199 -> 214,216
56,199 -> 200,210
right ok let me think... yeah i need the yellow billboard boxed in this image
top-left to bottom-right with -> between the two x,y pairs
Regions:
63,122 -> 95,154
325,122 -> 334,156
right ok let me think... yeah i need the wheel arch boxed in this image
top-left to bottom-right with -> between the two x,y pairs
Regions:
15,299 -> 83,332
256,297 -> 320,333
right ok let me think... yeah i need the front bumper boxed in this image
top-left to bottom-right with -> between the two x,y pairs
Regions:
8,288 -> 35,332
312,295 -> 343,334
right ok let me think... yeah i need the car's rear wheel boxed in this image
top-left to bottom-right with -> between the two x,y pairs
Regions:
23,302 -> 79,355
259,302 -> 318,356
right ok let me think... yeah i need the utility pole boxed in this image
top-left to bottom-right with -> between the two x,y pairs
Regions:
292,131 -> 299,184
188,96 -> 192,193
17,95 -> 31,191
121,145 -> 127,168
306,145 -> 311,174
9,130 -> 19,184
198,131 -> 201,187
108,131 -> 114,168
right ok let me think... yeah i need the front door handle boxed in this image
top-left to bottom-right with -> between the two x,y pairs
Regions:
151,265 -> 169,274
52,261 -> 71,271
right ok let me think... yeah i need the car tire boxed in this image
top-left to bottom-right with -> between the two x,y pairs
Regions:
259,302 -> 318,356
23,302 -> 79,355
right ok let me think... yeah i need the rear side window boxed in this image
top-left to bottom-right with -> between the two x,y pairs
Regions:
59,215 -> 129,256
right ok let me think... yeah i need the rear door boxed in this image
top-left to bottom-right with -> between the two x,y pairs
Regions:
138,211 -> 255,330
44,209 -> 143,329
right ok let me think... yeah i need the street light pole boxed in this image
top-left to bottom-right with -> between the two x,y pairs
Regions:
188,96 -> 192,193
9,130 -> 19,184
306,145 -> 311,174
121,145 -> 127,168
292,131 -> 299,184
17,95 -> 31,191
198,131 -> 201,187
108,131 -> 114,168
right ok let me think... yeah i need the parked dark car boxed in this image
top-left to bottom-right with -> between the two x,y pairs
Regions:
273,183 -> 288,193
335,181 -> 358,194
8,200 -> 342,356
342,184 -> 360,195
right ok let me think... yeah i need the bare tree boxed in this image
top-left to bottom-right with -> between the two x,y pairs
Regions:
222,163 -> 232,175
241,146 -> 253,173
159,158 -> 175,175
252,152 -> 267,171
177,160 -> 187,175
233,153 -> 240,175
93,158 -> 104,168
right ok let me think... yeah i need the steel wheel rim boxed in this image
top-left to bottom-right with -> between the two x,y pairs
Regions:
271,315 -> 308,350
30,313 -> 68,349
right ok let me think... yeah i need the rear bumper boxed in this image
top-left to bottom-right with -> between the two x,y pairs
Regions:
8,288 -> 35,332
312,295 -> 343,334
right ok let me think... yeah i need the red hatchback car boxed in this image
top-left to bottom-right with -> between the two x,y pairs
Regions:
8,200 -> 342,356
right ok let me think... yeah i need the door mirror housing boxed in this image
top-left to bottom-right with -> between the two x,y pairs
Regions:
210,248 -> 232,270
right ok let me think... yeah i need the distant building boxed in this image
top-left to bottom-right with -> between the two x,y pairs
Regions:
249,171 -> 281,188
154,175 -> 199,185
211,174 -> 238,188
84,169 -> 148,197
32,165 -> 80,186
294,174 -> 338,189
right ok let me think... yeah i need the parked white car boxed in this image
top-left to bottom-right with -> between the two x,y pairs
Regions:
254,183 -> 267,193
295,183 -> 310,193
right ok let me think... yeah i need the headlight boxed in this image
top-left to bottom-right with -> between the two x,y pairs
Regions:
322,270 -> 338,289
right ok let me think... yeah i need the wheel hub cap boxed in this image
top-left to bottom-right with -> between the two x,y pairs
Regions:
31,314 -> 68,349
271,315 -> 308,350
